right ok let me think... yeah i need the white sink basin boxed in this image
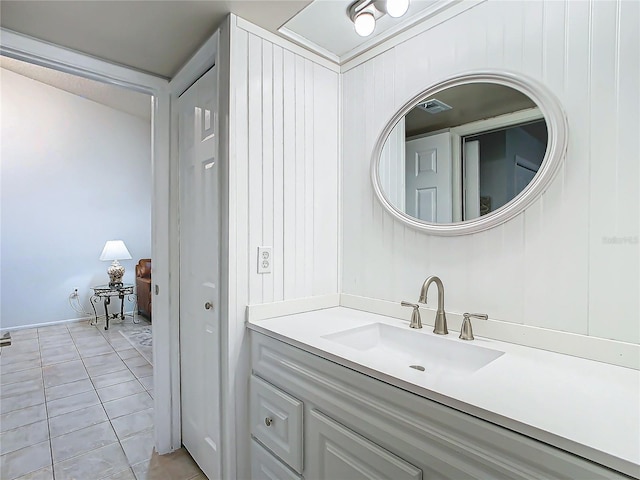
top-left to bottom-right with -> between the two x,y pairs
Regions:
322,323 -> 504,375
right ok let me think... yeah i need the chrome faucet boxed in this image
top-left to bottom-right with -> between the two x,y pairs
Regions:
418,276 -> 448,335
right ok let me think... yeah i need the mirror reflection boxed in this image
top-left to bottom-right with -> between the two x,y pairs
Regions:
379,82 -> 548,223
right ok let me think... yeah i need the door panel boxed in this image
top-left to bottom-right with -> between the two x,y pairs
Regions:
178,65 -> 221,479
416,187 -> 437,221
405,132 -> 452,222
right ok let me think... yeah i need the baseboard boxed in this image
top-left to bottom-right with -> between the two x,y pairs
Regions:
1,316 -> 91,332
0,311 -> 138,332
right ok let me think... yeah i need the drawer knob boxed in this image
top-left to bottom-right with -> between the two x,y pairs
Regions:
264,417 -> 273,427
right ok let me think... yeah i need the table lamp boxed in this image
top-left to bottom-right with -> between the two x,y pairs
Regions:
100,240 -> 132,286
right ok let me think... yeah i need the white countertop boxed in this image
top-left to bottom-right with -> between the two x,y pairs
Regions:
247,307 -> 640,478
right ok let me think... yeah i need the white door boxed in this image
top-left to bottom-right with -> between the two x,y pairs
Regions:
178,66 -> 222,479
405,132 -> 452,222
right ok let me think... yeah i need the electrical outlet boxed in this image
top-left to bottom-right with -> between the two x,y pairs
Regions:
257,246 -> 272,274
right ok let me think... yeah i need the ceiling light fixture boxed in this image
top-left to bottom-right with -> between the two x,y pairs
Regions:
354,10 -> 376,37
349,0 -> 411,37
379,0 -> 410,18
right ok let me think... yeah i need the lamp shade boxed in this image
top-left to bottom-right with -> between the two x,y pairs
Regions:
99,240 -> 132,261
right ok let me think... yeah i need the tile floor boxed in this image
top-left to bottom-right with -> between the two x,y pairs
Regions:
0,319 -> 205,480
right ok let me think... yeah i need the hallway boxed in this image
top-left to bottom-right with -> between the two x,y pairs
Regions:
0,320 -> 204,480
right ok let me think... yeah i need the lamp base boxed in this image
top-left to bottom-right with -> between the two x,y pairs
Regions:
107,260 -> 125,286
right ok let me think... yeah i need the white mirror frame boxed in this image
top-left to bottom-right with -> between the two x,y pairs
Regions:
371,70 -> 568,236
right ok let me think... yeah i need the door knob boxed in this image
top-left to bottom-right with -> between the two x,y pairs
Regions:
204,302 -> 213,310
265,417 -> 273,427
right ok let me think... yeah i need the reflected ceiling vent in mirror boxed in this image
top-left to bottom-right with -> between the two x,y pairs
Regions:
349,0 -> 410,37
417,99 -> 453,115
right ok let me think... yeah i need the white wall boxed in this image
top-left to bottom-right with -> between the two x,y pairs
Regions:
1,68 -> 152,329
227,20 -> 340,479
341,0 -> 639,344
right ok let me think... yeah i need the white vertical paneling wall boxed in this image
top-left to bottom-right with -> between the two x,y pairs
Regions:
341,0 -> 639,344
227,19 -> 340,478
231,26 -> 339,307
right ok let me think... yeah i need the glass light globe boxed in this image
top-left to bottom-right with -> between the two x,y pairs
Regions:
354,11 -> 376,36
386,0 -> 409,18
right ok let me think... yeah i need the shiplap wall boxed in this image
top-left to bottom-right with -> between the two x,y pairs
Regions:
342,0 -> 639,344
230,28 -> 339,310
228,21 -> 340,478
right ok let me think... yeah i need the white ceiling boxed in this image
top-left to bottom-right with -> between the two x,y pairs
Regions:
0,0 -> 452,116
0,0 -> 451,78
0,1 -> 312,79
0,1 -> 315,120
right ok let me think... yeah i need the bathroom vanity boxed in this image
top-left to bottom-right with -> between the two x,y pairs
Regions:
247,307 -> 639,480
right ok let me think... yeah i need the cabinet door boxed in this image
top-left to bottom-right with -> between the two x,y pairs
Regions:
307,409 -> 422,480
250,375 -> 303,473
251,439 -> 302,480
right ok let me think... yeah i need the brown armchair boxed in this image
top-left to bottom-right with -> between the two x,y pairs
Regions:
135,259 -> 152,320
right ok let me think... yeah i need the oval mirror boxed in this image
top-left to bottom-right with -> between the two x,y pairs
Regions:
372,72 -> 567,235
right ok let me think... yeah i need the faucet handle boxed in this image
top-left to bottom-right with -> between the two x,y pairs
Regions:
401,301 -> 419,308
459,313 -> 488,341
401,301 -> 422,329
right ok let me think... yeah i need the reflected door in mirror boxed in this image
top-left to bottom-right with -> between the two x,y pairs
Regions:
405,132 -> 452,222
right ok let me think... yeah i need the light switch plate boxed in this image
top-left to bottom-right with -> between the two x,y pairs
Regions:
257,247 -> 272,274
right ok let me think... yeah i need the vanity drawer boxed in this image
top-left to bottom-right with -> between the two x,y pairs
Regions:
251,439 -> 302,480
250,374 -> 303,473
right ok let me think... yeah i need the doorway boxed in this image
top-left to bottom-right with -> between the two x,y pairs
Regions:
0,55 -> 169,476
462,119 -> 548,219
1,28 -> 182,457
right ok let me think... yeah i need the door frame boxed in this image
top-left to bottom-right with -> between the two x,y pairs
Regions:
450,107 -> 544,222
0,28 -> 178,454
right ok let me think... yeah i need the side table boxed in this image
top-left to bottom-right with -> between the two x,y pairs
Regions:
90,283 -> 137,330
